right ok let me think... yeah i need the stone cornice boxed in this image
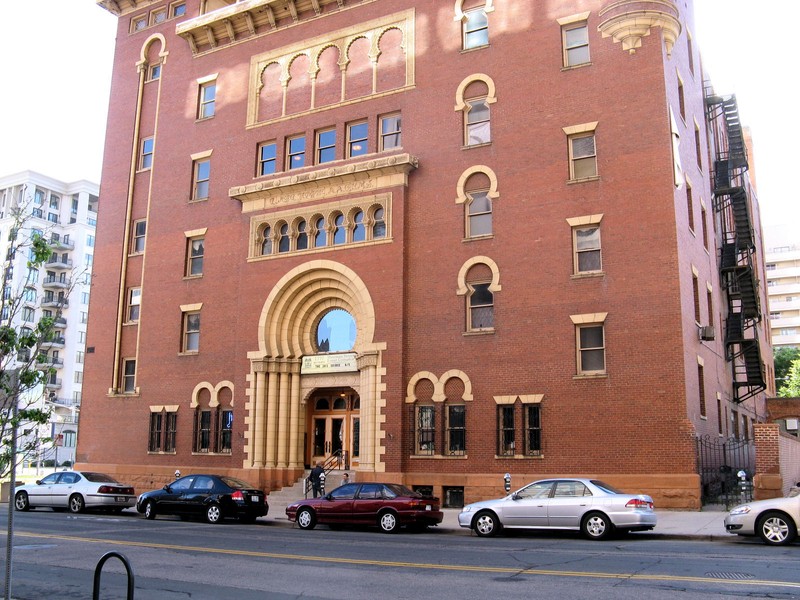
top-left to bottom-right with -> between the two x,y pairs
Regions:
230,153 -> 418,213
598,0 -> 681,56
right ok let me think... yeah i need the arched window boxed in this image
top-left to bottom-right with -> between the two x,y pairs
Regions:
372,207 -> 386,239
468,282 -> 493,330
261,226 -> 272,255
314,217 -> 327,247
278,223 -> 290,253
296,220 -> 308,250
333,213 -> 346,245
455,75 -> 496,148
352,211 -> 365,242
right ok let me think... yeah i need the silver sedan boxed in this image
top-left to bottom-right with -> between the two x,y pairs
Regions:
725,495 -> 800,545
458,478 -> 657,539
14,471 -> 136,514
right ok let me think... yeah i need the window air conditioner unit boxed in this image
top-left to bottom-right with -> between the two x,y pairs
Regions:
699,326 -> 715,341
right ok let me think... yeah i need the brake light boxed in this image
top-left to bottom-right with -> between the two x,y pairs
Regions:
232,490 -> 244,502
98,485 -> 133,495
625,498 -> 654,509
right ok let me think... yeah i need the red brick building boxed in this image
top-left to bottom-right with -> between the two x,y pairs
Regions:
80,0 -> 772,508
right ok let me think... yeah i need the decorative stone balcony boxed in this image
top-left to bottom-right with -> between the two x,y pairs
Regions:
598,0 -> 681,55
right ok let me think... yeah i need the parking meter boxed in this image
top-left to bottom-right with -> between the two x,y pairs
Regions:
320,471 -> 326,495
504,473 -> 511,493
737,470 -> 747,502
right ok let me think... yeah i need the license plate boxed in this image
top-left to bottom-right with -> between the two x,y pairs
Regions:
425,505 -> 431,511
251,495 -> 261,503
116,497 -> 128,503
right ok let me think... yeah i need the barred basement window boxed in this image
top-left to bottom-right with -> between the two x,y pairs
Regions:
196,410 -> 211,452
219,409 -> 233,453
148,412 -> 163,452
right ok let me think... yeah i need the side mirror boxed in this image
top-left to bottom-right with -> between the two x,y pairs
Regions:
325,493 -> 334,501
163,485 -> 171,491
35,480 -> 42,485
510,492 -> 520,501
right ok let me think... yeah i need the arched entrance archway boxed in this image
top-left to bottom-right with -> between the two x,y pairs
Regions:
245,261 -> 385,482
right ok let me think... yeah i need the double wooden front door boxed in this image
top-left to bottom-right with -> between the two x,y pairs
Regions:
308,389 -> 360,468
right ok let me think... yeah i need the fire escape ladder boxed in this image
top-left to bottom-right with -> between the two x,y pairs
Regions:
732,339 -> 766,404
730,188 -> 753,250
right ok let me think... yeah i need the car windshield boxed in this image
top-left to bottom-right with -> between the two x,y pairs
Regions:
220,477 -> 257,489
384,484 -> 420,498
590,480 -> 623,494
82,472 -> 121,484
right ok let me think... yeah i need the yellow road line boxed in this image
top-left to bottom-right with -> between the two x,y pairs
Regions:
11,531 -> 800,589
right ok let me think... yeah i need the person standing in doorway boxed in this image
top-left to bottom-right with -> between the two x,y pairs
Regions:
310,461 -> 324,498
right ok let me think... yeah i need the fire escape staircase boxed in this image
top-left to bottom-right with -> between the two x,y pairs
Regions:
707,92 -> 765,404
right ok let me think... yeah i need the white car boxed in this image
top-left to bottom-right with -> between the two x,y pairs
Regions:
458,478 -> 657,539
14,471 -> 136,514
725,494 -> 800,545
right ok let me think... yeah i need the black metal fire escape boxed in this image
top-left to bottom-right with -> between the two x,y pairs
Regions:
706,93 -> 765,404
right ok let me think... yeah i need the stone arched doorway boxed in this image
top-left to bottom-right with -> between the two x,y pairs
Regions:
244,260 -> 385,485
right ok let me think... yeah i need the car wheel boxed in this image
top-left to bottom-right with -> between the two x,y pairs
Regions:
296,507 -> 317,530
378,511 -> 399,533
473,510 -> 500,537
144,500 -> 157,520
582,512 -> 612,540
14,491 -> 30,512
205,503 -> 223,524
757,511 -> 797,545
68,494 -> 85,514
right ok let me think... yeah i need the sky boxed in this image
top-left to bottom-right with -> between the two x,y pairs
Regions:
0,1 -> 796,237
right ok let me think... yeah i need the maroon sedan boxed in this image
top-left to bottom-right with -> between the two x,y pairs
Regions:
286,482 -> 443,533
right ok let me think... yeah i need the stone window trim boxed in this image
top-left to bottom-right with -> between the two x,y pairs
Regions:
570,312 -> 608,378
563,121 -> 599,182
453,0 -> 495,22
454,75 -> 497,146
129,3 -> 185,35
246,11 -> 415,128
456,256 -> 501,297
567,214 -> 604,277
180,304 -> 203,355
249,194 -> 391,260
456,165 -> 499,241
494,394 -> 544,459
196,74 -> 218,121
558,12 -> 592,69
457,256 -> 501,334
405,370 -> 473,458
191,153 -> 212,202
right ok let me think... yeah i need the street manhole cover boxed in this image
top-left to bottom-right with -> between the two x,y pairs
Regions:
706,572 -> 755,580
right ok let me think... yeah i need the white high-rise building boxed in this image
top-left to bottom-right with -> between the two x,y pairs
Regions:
766,225 -> 800,350
0,171 -> 98,467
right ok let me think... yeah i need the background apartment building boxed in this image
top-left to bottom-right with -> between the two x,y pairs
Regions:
766,225 -> 800,350
0,170 -> 98,467
80,0 -> 772,508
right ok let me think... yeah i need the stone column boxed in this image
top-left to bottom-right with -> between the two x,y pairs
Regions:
265,361 -> 279,468
276,364 -> 291,469
289,361 -> 303,469
251,364 -> 267,468
357,352 -> 379,472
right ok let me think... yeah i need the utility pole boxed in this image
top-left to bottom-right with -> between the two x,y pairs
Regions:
4,369 -> 20,600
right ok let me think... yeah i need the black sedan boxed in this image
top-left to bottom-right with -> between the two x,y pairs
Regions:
286,482 -> 443,532
136,474 -> 268,524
